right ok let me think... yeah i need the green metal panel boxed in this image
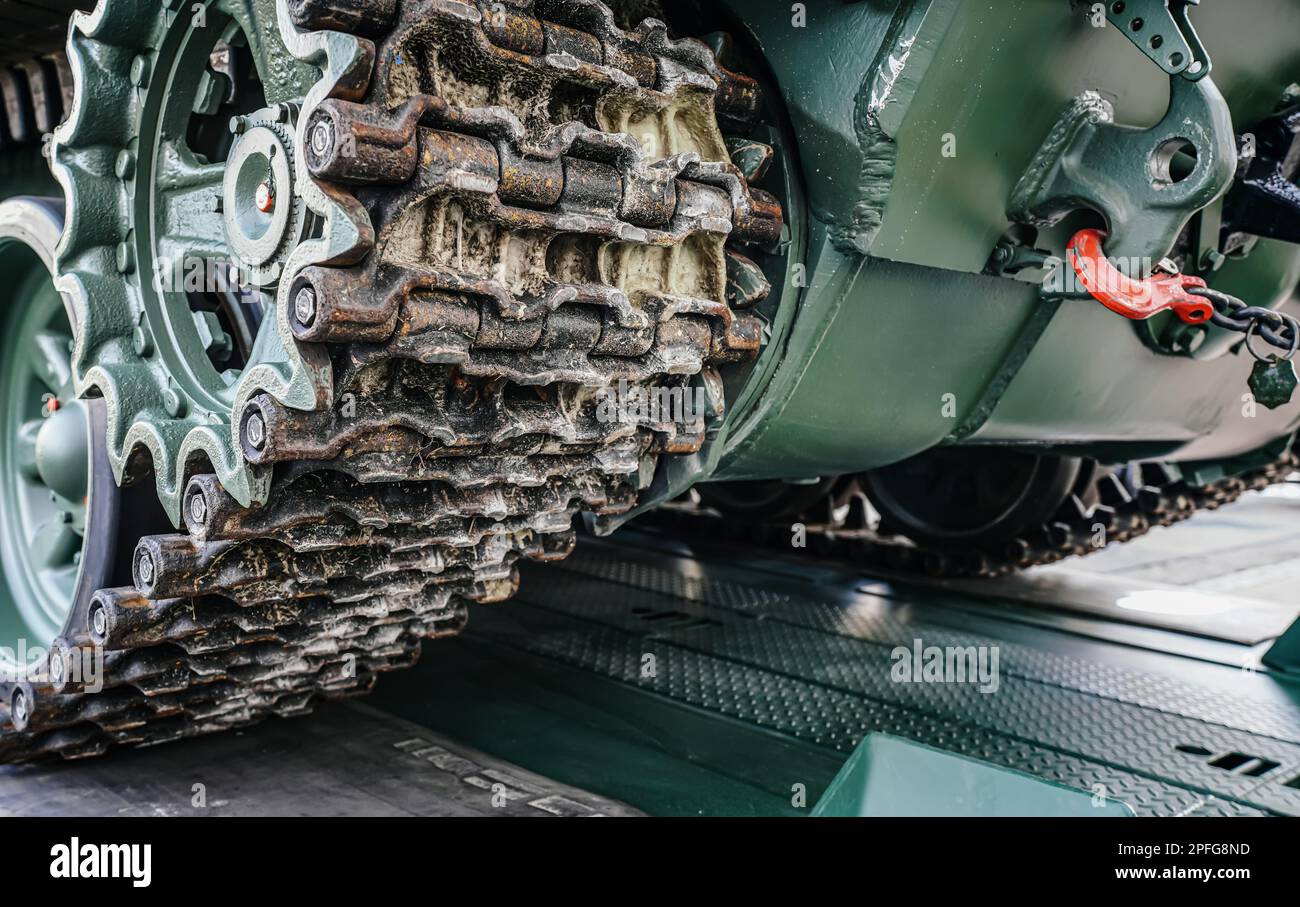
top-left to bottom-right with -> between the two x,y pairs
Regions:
717,222 -> 1043,480
708,0 -> 1300,479
812,733 -> 1133,817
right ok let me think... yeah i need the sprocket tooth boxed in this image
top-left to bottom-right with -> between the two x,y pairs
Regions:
1139,461 -> 1180,486
1089,503 -> 1117,530
1061,492 -> 1092,522
699,31 -> 737,69
1096,473 -> 1133,506
726,136 -> 774,183
725,249 -> 772,308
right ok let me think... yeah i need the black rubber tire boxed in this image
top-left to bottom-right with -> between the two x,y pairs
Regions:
861,448 -> 1085,548
0,198 -> 129,637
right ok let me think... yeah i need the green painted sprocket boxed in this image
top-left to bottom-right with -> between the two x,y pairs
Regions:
51,0 -> 371,523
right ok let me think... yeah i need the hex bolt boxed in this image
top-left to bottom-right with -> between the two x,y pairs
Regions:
49,651 -> 64,684
11,689 -> 27,729
188,490 -> 208,527
230,115 -> 249,135
244,411 -> 267,451
136,550 -> 155,587
294,286 -> 317,328
90,602 -> 108,641
309,119 -> 334,159
1200,248 -> 1227,272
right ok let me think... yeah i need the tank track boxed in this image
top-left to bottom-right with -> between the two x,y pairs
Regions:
651,450 -> 1300,579
0,0 -> 91,146
0,0 -> 781,760
0,51 -> 75,149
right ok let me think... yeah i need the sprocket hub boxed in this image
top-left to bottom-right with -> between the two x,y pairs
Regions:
223,103 -> 312,287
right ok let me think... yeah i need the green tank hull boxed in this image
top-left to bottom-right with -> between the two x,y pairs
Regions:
707,0 -> 1300,483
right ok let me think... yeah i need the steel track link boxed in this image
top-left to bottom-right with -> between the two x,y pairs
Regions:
652,451 -> 1300,579
0,0 -> 781,760
0,0 -> 93,144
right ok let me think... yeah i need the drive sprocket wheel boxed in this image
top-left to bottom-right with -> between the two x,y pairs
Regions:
52,0 -> 327,521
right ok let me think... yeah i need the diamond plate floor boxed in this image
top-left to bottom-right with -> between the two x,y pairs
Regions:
395,527 -> 1300,817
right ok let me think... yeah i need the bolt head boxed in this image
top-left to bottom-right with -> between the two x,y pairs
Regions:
115,241 -> 135,275
114,149 -> 135,181
90,603 -> 107,639
1249,356 -> 1299,410
245,411 -> 266,450
132,325 -> 153,357
310,119 -> 334,159
50,652 -> 64,683
162,386 -> 184,418
137,550 -> 154,586
129,55 -> 150,88
294,286 -> 317,327
188,491 -> 208,526
230,115 -> 248,135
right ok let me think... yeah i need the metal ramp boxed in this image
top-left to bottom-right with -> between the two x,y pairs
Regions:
369,526 -> 1300,817
5,501 -> 1300,817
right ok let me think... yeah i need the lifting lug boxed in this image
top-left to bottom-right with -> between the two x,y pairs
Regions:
1065,228 -> 1213,323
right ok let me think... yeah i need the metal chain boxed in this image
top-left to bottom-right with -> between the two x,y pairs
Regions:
1186,286 -> 1300,357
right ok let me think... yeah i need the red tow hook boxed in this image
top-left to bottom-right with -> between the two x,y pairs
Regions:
1065,228 -> 1213,324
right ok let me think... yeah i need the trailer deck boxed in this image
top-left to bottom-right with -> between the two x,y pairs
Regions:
5,489 -> 1300,817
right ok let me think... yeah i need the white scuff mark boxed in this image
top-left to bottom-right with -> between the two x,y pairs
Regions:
869,34 -> 915,115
